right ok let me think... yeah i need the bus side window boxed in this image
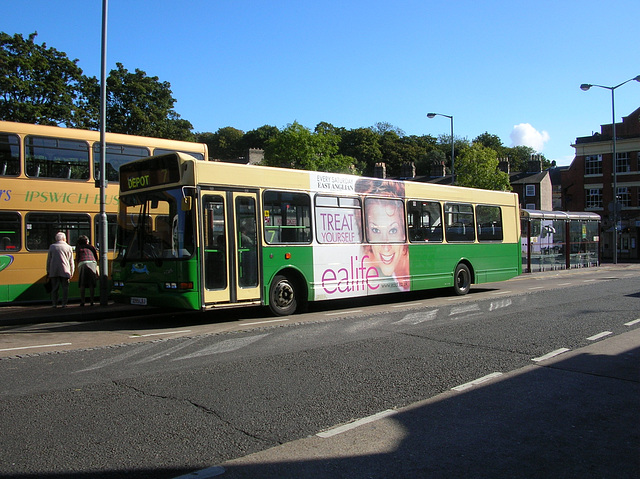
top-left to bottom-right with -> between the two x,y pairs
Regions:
263,191 -> 311,244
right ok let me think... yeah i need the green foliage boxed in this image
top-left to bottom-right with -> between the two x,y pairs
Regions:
263,121 -> 357,174
197,126 -> 244,160
455,144 -> 512,191
98,63 -> 194,140
0,32 -> 86,127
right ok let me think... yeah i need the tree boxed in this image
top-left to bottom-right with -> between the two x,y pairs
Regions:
455,143 -> 511,191
339,127 -> 382,174
198,126 -> 244,161
242,125 -> 279,150
263,121 -> 356,173
86,62 -> 194,140
0,32 -> 87,127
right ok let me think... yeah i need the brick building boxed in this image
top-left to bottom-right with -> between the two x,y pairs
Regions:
563,106 -> 640,260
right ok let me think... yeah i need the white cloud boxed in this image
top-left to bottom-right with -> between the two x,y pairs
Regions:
509,123 -> 550,152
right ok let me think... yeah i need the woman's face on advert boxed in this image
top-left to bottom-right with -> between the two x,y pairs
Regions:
366,199 -> 405,275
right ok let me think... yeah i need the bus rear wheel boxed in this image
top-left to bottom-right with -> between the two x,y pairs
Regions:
269,274 -> 298,316
453,263 -> 471,296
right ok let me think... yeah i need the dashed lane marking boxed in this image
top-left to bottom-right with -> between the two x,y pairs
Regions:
0,342 -> 72,352
452,372 -> 503,392
532,348 -> 570,362
317,409 -> 397,438
587,331 -> 613,341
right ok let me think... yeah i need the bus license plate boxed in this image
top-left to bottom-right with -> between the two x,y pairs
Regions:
131,297 -> 147,306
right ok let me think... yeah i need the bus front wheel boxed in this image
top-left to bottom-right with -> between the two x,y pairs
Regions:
269,274 -> 298,316
453,263 -> 471,296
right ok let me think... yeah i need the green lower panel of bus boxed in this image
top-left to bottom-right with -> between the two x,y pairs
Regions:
409,242 -> 522,290
262,245 -> 315,304
111,257 -> 201,310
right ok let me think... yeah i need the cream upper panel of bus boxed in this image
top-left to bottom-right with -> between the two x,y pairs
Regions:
0,121 -> 207,159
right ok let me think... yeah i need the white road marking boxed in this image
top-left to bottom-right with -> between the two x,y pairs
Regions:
489,299 -> 512,311
325,310 -> 362,316
317,409 -> 396,438
0,342 -> 72,352
129,330 -> 192,338
395,309 -> 438,325
452,372 -> 503,392
587,331 -> 612,341
624,318 -> 640,326
243,318 -> 289,326
173,334 -> 269,361
492,290 -> 511,295
450,304 -> 480,316
532,348 -> 570,362
528,286 -> 543,290
558,282 -> 572,286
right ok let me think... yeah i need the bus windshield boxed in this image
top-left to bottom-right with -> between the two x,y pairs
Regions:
117,188 -> 194,261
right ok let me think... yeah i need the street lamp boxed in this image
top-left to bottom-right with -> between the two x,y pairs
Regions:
580,75 -> 640,264
427,112 -> 454,184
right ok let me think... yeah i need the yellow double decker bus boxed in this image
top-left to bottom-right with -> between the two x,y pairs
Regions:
114,152 -> 522,315
0,121 -> 208,303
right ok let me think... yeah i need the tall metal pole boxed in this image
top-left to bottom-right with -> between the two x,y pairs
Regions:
580,75 -> 640,264
99,0 -> 109,304
427,112 -> 455,184
611,87 -> 618,265
449,115 -> 455,185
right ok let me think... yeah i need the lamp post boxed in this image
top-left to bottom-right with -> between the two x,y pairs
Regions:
580,75 -> 640,264
427,112 -> 454,184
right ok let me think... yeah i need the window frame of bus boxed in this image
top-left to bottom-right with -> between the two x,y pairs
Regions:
93,144 -> 150,183
25,136 -> 90,180
314,195 -> 362,244
0,133 -> 20,176
25,212 -> 91,251
153,148 -> 204,161
263,190 -> 312,245
475,205 -> 503,242
407,200 -> 443,243
119,154 -> 182,193
444,202 -> 475,242
0,212 -> 21,251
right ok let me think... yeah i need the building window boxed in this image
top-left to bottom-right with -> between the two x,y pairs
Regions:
616,152 -> 630,173
616,187 -> 630,207
585,155 -> 602,175
585,188 -> 602,209
525,185 -> 535,196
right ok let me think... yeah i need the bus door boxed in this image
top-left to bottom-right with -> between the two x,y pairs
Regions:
200,191 -> 261,306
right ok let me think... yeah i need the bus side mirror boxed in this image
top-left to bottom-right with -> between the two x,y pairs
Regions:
182,197 -> 192,211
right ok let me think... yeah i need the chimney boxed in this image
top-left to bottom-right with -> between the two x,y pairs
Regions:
498,158 -> 510,174
527,154 -> 542,173
431,161 -> 446,177
400,161 -> 416,178
374,162 -> 386,178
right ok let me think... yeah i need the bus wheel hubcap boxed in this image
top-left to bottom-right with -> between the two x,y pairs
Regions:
275,282 -> 294,307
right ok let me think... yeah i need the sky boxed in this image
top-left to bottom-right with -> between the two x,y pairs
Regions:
2,0 -> 639,166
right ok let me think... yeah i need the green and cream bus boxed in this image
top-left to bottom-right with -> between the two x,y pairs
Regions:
113,152 -> 521,315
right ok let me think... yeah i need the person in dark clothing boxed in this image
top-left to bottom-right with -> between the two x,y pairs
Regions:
76,235 -> 98,306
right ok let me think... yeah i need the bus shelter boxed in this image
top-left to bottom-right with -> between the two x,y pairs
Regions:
521,209 -> 600,273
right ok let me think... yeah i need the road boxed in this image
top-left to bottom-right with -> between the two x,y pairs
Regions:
0,264 -> 639,478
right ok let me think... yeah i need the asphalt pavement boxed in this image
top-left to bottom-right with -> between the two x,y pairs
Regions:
188,327 -> 640,479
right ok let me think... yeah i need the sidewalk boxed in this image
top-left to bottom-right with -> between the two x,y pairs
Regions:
203,328 -> 640,478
